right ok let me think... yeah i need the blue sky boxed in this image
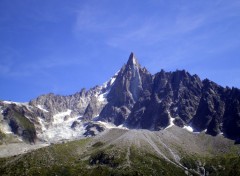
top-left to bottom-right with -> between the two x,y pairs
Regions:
0,0 -> 240,102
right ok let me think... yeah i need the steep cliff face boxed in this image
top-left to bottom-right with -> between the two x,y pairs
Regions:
98,53 -> 240,140
0,102 -> 38,143
99,53 -> 153,125
126,69 -> 203,130
125,67 -> 240,139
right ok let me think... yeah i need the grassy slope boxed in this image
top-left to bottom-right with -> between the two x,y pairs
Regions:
0,128 -> 240,176
0,138 -> 186,176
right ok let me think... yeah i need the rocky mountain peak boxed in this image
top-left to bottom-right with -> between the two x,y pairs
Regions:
1,53 -> 240,144
126,52 -> 140,68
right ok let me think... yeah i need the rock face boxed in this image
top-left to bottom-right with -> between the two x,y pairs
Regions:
29,86 -> 108,118
99,53 -> 153,125
98,53 -> 240,140
0,52 -> 240,142
0,103 -> 37,143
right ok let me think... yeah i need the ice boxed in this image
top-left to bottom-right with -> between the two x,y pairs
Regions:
37,105 -> 49,112
37,115 -> 86,143
37,110 -> 87,143
52,109 -> 72,124
38,118 -> 47,131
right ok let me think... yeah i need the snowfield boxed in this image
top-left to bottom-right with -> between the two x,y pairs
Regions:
37,110 -> 85,143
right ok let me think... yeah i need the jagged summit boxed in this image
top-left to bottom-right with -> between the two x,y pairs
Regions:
1,53 -> 240,176
126,52 -> 139,67
1,53 -> 240,144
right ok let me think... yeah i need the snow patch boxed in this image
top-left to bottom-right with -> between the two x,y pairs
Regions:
165,111 -> 175,129
37,109 -> 87,143
165,117 -> 175,129
97,90 -> 109,102
183,125 -> 194,132
52,109 -> 72,124
0,122 -> 13,134
173,107 -> 178,112
97,121 -> 116,129
37,105 -> 49,112
38,118 -> 47,131
183,125 -> 201,134
102,70 -> 119,88
110,77 -> 116,85
97,121 -> 128,130
132,56 -> 137,65
37,115 -> 86,143
117,124 -> 129,130
3,101 -> 28,106
96,70 -> 119,103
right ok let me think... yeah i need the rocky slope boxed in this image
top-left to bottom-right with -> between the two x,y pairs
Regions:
0,53 -> 240,144
99,53 -> 240,140
0,127 -> 240,176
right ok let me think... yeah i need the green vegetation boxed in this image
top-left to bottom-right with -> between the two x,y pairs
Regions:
0,129 -> 21,145
9,110 -> 36,143
129,146 -> 186,176
179,152 -> 240,176
0,138 -> 91,176
0,134 -> 240,176
0,130 -> 6,145
0,130 -> 6,140
0,137 -> 186,176
91,141 -> 104,148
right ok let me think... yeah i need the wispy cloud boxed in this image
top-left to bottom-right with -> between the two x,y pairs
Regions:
72,0 -> 240,54
0,53 -> 83,78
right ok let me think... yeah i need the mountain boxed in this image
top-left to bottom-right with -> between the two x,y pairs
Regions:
1,53 -> 240,175
0,52 -> 240,144
100,53 -> 240,140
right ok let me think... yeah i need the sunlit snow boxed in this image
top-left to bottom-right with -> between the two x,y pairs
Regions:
183,125 -> 194,132
97,90 -> 109,102
165,117 -> 175,129
132,56 -> 137,65
3,101 -> 28,106
52,109 -> 72,124
37,105 -> 49,112
97,121 -> 128,130
0,121 -> 13,134
37,110 -> 86,143
165,111 -> 175,129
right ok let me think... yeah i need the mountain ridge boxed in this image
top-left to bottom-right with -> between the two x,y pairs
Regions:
0,53 -> 240,144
